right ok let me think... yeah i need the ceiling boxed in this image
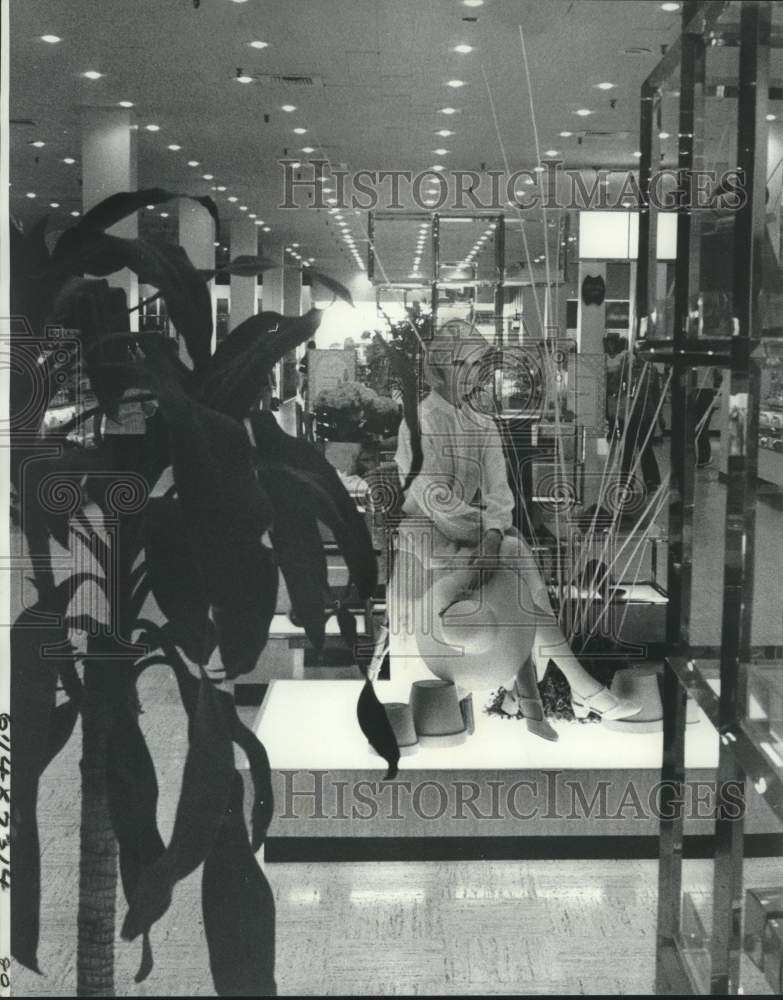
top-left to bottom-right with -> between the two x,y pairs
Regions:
6,0 -> 758,290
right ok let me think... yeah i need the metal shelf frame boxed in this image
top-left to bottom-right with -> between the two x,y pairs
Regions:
638,2 -> 783,994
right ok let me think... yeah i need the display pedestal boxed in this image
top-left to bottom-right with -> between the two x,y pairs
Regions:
244,679 -> 781,862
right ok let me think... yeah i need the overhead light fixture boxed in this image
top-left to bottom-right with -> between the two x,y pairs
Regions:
167,143 -> 182,151
160,212 -> 169,218
255,220 -> 264,226
432,164 -> 445,171
559,131 -> 573,137
263,226 -> 271,232
301,146 -> 315,153
439,107 -> 457,115
544,149 -> 559,157
83,70 -> 103,80
660,2 -> 680,10
433,148 -> 449,155
633,150 -> 642,157
203,173 -> 214,180
293,127 -> 307,134
239,205 -> 248,211
188,159 -> 200,167
71,210 -> 80,217
281,104 -> 296,112
49,201 -> 60,208
533,166 -> 545,173
436,129 -> 454,137
290,160 -> 301,168
446,80 -> 466,89
118,100 -> 134,108
575,108 -> 593,117
41,34 -> 61,43
228,195 -> 238,202
250,40 -> 269,49
146,204 -> 155,210
249,212 -> 256,218
30,140 -> 46,148
596,82 -> 616,90
326,197 -> 337,205
62,156 -> 76,164
236,70 -> 253,84
217,185 -> 227,191
659,131 -> 670,139
767,113 -> 777,122
26,192 -> 36,199
463,0 -> 484,6
454,44 -> 473,54
145,124 -> 160,132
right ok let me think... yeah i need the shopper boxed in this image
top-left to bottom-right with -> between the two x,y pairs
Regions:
606,336 -> 662,499
694,366 -> 723,467
392,330 -> 641,740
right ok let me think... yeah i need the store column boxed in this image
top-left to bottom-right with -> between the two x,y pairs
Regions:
277,261 -> 303,435
576,261 -> 607,507
179,199 -> 216,354
230,216 -> 258,328
81,107 -> 138,328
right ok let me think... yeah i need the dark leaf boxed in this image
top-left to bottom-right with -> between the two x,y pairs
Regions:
225,254 -> 279,276
302,265 -> 354,307
336,604 -> 358,657
143,497 -> 212,664
202,774 -> 277,996
231,713 -> 274,851
251,411 -> 376,600
10,580 -> 76,973
196,309 -> 323,420
357,680 -> 399,781
212,544 -> 277,678
51,233 -> 213,372
40,698 -> 80,774
107,705 -> 166,983
262,480 -> 329,650
121,675 -> 235,941
58,188 -> 218,242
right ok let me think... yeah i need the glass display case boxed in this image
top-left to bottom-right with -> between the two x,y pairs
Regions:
636,2 -> 783,995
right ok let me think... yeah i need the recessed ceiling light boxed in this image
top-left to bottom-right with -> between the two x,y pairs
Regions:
436,129 -> 454,137
544,149 -> 559,157
203,173 -> 214,180
83,70 -> 103,80
250,40 -> 269,49
41,34 -> 61,43
446,80 -> 466,89
217,185 -> 227,191
228,196 -> 238,202
255,220 -> 264,226
440,107 -> 457,115
433,148 -> 449,155
533,166 -> 545,173
26,192 -> 36,199
660,2 -> 680,10
118,100 -> 134,108
146,204 -> 155,210
214,241 -> 220,247
575,108 -> 593,117
293,127 -> 307,134
249,213 -> 256,218
767,114 -> 777,122
290,161 -> 301,168
633,150 -> 642,157
559,131 -> 573,138
659,131 -> 670,139
145,124 -> 160,132
432,164 -> 445,171
167,143 -> 182,151
236,73 -> 253,84
49,201 -> 60,208
596,82 -> 616,90
326,197 -> 337,205
281,104 -> 296,112
454,44 -> 473,54
188,159 -> 200,167
70,210 -> 80,217
160,212 -> 169,218
301,146 -> 315,153
30,140 -> 46,148
240,205 -> 248,211
463,0 -> 484,7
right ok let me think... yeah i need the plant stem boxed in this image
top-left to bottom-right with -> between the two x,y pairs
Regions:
77,669 -> 118,997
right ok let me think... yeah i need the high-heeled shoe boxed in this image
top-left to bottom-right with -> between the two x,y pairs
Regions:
500,678 -> 559,742
571,685 -> 641,721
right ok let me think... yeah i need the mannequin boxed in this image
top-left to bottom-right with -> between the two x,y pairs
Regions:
391,330 -> 641,742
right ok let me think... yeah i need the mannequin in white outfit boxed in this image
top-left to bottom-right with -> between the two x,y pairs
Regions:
390,332 -> 640,740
